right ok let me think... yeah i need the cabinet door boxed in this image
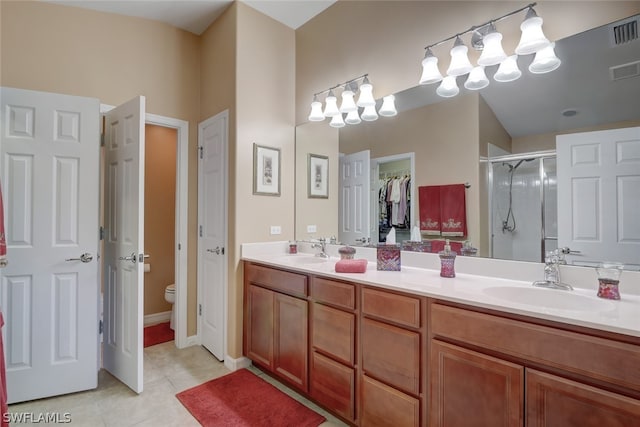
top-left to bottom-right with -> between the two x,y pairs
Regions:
312,302 -> 355,365
527,369 -> 640,427
246,285 -> 274,369
430,340 -> 523,427
275,292 -> 308,391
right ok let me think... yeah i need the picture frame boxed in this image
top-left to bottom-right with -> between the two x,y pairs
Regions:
253,144 -> 280,196
308,153 -> 329,198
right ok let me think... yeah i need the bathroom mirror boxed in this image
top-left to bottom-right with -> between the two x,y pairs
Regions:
295,14 -> 640,269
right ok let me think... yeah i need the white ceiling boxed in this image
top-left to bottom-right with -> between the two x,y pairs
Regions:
43,0 -> 337,34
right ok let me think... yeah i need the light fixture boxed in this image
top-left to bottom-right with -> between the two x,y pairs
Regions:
436,75 -> 460,98
477,23 -> 507,66
307,74 -> 395,127
345,110 -> 361,125
339,83 -> 357,113
308,95 -> 325,121
528,42 -> 561,74
464,66 -> 490,90
329,113 -> 345,128
515,7 -> 550,55
361,105 -> 379,121
419,48 -> 443,84
494,55 -> 522,82
447,36 -> 473,76
379,95 -> 397,117
323,89 -> 340,117
418,2 -> 559,98
356,76 -> 376,107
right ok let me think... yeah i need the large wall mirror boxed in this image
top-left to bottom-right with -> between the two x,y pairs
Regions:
295,13 -> 640,270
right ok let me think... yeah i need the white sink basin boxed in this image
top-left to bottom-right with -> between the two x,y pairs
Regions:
285,255 -> 331,265
482,286 -> 606,311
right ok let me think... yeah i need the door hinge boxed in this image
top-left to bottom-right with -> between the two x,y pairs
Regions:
99,319 -> 103,334
99,226 -> 105,241
199,225 -> 203,237
100,133 -> 105,147
199,304 -> 202,316
178,243 -> 181,250
199,146 -> 203,159
222,247 -> 225,255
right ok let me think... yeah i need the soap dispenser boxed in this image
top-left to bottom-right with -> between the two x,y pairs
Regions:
439,239 -> 457,278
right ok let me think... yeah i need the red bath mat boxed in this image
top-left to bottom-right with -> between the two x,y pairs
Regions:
143,321 -> 174,347
176,369 -> 326,427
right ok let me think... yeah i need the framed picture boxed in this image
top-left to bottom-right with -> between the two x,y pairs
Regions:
253,144 -> 280,196
308,153 -> 329,198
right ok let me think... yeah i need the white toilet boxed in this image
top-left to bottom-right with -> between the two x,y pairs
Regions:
164,284 -> 175,330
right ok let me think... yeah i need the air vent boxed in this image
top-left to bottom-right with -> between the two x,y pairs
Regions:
609,16 -> 639,46
610,60 -> 640,81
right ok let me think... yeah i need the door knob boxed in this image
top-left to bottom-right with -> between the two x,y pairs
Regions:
207,246 -> 224,255
138,253 -> 150,263
65,253 -> 93,263
118,252 -> 137,263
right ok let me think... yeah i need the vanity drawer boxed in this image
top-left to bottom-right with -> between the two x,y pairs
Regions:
244,262 -> 308,297
310,351 -> 355,422
311,277 -> 355,310
312,303 -> 355,365
431,303 -> 640,391
362,287 -> 421,328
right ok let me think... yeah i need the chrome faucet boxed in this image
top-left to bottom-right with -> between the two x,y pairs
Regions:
533,249 -> 574,291
311,238 -> 329,258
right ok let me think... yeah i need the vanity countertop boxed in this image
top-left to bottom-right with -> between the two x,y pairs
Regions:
242,250 -> 640,339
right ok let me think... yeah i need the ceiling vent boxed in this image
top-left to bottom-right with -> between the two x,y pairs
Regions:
609,16 -> 639,46
610,60 -> 640,81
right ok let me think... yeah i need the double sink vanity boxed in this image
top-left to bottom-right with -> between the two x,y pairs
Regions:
241,242 -> 640,426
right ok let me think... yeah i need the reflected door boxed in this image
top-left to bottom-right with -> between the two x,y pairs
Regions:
339,150 -> 370,245
0,87 -> 100,403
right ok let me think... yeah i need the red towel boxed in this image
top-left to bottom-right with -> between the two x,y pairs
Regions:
418,186 -> 441,235
335,258 -> 368,273
440,184 -> 467,237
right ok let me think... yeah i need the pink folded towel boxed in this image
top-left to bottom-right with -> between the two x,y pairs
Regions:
335,258 -> 368,273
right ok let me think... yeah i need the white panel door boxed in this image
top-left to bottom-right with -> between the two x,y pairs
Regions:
0,87 -> 99,403
557,127 -> 640,267
198,111 -> 227,361
103,96 -> 145,393
339,150 -> 370,245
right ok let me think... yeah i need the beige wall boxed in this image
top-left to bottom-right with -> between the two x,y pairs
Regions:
1,0 -> 202,335
296,1 -> 640,125
144,125 -> 177,316
295,122 -> 339,240
340,94 -> 481,246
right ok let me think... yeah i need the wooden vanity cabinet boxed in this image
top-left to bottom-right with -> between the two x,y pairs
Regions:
429,301 -> 640,427
360,287 -> 424,427
309,277 -> 357,423
243,262 -> 309,392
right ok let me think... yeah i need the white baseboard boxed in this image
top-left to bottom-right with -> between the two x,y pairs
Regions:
185,334 -> 200,347
144,311 -> 171,326
224,355 -> 251,371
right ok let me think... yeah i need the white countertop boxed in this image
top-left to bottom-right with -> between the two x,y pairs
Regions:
241,242 -> 640,339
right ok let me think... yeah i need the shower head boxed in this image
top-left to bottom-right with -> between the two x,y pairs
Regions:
504,158 -> 535,172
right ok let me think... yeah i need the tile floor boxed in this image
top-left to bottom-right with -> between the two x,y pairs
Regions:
8,341 -> 347,426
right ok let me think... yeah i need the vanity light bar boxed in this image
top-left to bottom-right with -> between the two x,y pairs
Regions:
419,2 -> 561,98
307,74 -> 397,126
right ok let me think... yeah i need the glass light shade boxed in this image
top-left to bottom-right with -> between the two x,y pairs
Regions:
515,9 -> 550,55
477,29 -> 507,66
323,91 -> 340,117
436,75 -> 459,98
361,105 -> 379,121
419,48 -> 443,84
308,97 -> 325,121
329,113 -> 345,128
379,95 -> 397,117
494,55 -> 522,82
357,77 -> 376,107
529,43 -> 561,74
345,110 -> 361,125
464,66 -> 490,90
339,89 -> 357,113
446,37 -> 473,77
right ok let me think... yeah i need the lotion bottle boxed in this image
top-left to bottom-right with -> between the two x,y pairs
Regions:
439,239 -> 457,278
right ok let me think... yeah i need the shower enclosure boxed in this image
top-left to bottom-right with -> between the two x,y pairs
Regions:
489,152 -> 557,263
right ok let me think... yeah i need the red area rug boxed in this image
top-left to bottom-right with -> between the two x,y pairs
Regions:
143,322 -> 174,347
176,369 -> 326,427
